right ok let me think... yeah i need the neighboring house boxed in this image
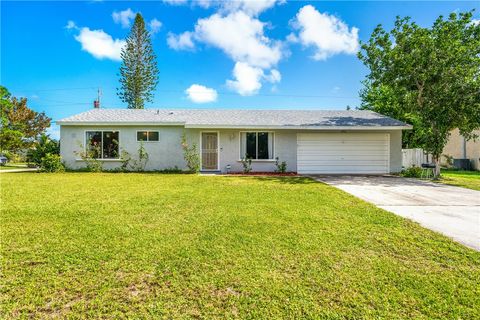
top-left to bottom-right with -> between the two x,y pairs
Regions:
57,109 -> 411,174
442,129 -> 480,170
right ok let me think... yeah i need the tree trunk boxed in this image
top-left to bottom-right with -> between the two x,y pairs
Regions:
433,155 -> 441,179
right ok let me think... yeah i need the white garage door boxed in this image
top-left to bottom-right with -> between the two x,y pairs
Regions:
297,133 -> 390,174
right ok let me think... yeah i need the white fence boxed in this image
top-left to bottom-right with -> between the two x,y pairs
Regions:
402,148 -> 428,168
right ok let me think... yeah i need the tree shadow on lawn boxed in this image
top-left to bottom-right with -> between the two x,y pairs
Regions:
231,176 -> 318,185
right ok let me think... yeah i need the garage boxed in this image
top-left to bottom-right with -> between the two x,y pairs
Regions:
297,132 -> 390,174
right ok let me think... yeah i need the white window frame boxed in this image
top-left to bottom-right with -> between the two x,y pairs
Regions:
136,130 -> 160,142
238,131 -> 275,161
84,130 -> 121,160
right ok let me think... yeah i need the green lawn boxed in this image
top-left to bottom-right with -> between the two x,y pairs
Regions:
440,169 -> 480,191
1,173 -> 479,318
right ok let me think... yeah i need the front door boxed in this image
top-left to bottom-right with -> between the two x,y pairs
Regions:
201,132 -> 219,170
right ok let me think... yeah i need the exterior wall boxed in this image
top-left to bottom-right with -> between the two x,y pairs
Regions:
213,129 -> 297,173
389,129 -> 403,172
60,125 -> 403,173
443,128 -> 480,160
60,125 -> 193,171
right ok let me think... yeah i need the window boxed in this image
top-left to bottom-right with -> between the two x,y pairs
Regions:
85,131 -> 119,159
240,132 -> 274,160
137,131 -> 159,142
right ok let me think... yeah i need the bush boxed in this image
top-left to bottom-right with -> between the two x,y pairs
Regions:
4,151 -> 24,163
40,154 -> 64,172
132,143 -> 149,171
74,143 -> 103,172
27,134 -> 60,166
158,166 -> 183,173
401,166 -> 422,178
118,144 -> 149,172
275,157 -> 287,173
181,133 -> 200,173
240,156 -> 252,173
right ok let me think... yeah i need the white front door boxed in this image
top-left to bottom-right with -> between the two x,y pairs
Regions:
297,132 -> 390,174
201,132 -> 219,171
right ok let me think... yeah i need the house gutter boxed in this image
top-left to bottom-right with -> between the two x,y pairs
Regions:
56,122 -> 412,130
183,124 -> 413,130
56,121 -> 186,126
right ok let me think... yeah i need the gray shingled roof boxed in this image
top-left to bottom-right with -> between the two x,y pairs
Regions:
57,109 -> 410,128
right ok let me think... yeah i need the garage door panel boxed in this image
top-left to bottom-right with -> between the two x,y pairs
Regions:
302,139 -> 385,145
297,133 -> 390,174
299,164 -> 388,170
300,169 -> 388,174
298,152 -> 389,157
298,155 -> 389,161
297,145 -> 388,152
298,133 -> 386,140
298,159 -> 388,164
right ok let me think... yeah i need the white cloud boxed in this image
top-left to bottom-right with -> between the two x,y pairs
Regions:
286,32 -> 298,43
165,0 -> 283,14
167,31 -> 195,50
290,5 -> 359,60
149,18 -> 162,34
163,0 -> 188,5
193,11 -> 283,94
195,0 -> 212,9
226,62 -> 281,96
112,8 -> 135,28
185,84 -> 218,103
65,20 -> 77,30
265,69 -> 281,83
194,11 -> 282,69
220,0 -> 284,16
226,62 -> 264,96
166,2 -> 284,95
472,19 -> 480,26
74,27 -> 125,61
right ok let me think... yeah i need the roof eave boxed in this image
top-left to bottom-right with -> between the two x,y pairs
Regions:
56,122 -> 412,130
56,121 -> 186,126
184,124 -> 413,130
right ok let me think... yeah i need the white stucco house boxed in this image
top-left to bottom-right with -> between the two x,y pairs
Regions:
57,109 -> 411,174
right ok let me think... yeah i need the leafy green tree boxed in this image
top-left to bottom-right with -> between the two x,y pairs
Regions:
0,86 -> 51,155
27,134 -> 60,166
358,11 -> 480,178
117,13 -> 159,109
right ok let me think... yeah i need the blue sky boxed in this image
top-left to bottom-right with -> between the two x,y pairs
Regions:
1,1 -> 478,138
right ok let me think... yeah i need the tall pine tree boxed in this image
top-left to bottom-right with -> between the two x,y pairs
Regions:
118,13 -> 159,109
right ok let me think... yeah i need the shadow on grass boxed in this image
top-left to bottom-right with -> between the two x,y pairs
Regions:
58,170 -> 319,185
238,176 -> 317,185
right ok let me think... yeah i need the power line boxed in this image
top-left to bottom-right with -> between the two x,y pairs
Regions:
17,86 -> 98,93
15,86 -> 358,99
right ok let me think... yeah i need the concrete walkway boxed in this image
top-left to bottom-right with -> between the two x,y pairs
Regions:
308,175 -> 480,251
0,168 -> 38,173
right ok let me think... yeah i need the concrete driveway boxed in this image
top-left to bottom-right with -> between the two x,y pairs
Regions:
309,175 -> 480,251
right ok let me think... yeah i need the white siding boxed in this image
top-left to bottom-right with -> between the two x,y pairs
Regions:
297,133 -> 390,174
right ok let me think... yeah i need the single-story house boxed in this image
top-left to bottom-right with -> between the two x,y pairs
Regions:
57,109 -> 411,174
